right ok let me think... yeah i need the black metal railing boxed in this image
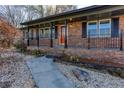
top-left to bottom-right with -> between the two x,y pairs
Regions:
67,32 -> 123,51
24,32 -> 124,51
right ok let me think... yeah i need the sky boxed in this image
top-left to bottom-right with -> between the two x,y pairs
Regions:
77,5 -> 91,9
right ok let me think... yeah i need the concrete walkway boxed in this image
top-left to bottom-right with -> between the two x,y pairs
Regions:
26,56 -> 74,88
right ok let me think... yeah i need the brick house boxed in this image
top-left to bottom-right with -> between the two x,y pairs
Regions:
21,5 -> 124,51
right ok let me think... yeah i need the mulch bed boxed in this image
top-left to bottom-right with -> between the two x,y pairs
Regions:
54,57 -> 124,79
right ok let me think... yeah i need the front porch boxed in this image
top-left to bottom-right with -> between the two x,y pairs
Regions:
25,33 -> 124,51
21,6 -> 124,51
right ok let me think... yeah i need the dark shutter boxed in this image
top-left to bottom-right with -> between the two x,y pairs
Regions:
55,26 -> 58,39
23,31 -> 25,39
111,18 -> 119,37
82,22 -> 87,38
31,29 -> 33,40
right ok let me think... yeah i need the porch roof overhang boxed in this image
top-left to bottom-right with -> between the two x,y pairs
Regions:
20,5 -> 124,26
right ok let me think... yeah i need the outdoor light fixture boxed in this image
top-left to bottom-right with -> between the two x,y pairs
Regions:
69,18 -> 73,27
69,18 -> 72,21
70,23 -> 73,27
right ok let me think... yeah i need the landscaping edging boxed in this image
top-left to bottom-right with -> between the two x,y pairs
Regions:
53,58 -> 124,79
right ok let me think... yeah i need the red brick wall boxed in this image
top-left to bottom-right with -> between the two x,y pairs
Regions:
119,15 -> 124,49
29,39 -> 37,46
119,15 -> 124,31
67,21 -> 83,47
26,38 -> 50,47
39,38 -> 50,46
68,21 -> 82,36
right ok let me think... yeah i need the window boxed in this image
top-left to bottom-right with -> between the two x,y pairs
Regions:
87,22 -> 98,37
52,28 -> 55,39
99,20 -> 111,37
50,26 -> 58,39
39,28 -> 44,38
29,29 -> 33,39
87,19 -> 111,38
24,30 -> 28,39
44,28 -> 50,38
39,28 -> 50,38
33,29 -> 37,39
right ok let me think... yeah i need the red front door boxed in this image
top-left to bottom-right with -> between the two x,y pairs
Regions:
59,26 -> 65,45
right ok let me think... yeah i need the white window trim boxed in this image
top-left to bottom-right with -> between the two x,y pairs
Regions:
39,27 -> 50,39
87,20 -> 98,38
39,28 -> 44,38
99,19 -> 111,37
87,19 -> 111,38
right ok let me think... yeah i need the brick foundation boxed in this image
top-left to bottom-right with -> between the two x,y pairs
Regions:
29,47 -> 124,68
29,39 -> 37,46
39,39 -> 50,46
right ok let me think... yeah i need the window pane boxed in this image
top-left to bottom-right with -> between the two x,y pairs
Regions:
33,29 -> 36,38
52,28 -> 55,39
44,28 -> 50,38
29,30 -> 33,38
39,28 -> 50,38
39,29 -> 44,38
99,20 -> 111,37
87,22 -> 98,37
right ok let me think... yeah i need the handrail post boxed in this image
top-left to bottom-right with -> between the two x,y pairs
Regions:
88,31 -> 90,49
50,22 -> 53,48
120,31 -> 123,51
36,27 -> 39,49
64,19 -> 68,48
27,26 -> 30,46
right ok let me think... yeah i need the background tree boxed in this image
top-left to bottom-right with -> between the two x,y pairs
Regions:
0,6 -> 27,27
0,5 -> 77,27
54,5 -> 77,14
24,5 -> 44,20
0,18 -> 21,48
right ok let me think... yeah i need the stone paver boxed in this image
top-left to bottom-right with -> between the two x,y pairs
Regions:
27,56 -> 74,88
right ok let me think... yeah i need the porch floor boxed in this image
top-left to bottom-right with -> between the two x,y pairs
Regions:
27,45 -> 121,51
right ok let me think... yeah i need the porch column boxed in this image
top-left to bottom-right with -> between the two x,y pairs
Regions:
120,31 -> 123,51
50,22 -> 53,48
36,27 -> 39,48
64,19 -> 68,48
27,26 -> 30,46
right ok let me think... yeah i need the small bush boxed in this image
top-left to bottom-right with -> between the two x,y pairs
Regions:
61,53 -> 81,63
27,49 -> 46,57
69,56 -> 81,62
14,42 -> 27,53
